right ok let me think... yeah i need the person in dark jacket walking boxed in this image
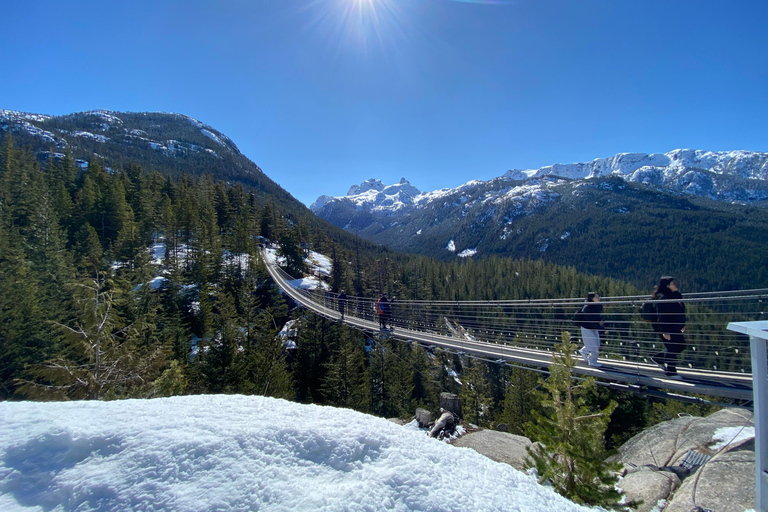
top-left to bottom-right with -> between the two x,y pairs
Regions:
337,290 -> 347,320
651,276 -> 686,379
376,294 -> 388,329
574,292 -> 604,367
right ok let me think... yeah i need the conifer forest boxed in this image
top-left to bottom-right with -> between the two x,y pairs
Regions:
0,133 -> 726,452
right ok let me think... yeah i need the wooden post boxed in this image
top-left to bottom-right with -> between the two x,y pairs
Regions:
440,392 -> 462,419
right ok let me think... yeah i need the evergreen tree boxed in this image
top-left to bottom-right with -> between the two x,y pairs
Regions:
498,365 -> 541,436
74,222 -> 105,274
277,222 -> 305,277
200,291 -> 241,392
524,331 -> 630,509
0,223 -> 49,398
149,360 -> 188,398
17,274 -> 143,400
235,295 -> 294,399
459,357 -> 493,426
382,338 -> 416,418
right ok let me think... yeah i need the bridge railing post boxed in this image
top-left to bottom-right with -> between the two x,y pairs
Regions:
727,320 -> 768,512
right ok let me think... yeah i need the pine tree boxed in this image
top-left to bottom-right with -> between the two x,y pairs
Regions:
498,365 -> 540,436
524,331 -> 630,509
330,244 -> 348,292
381,338 -> 415,418
236,307 -> 294,399
410,343 -> 440,410
200,291 -> 241,392
149,360 -> 188,398
74,222 -> 105,274
17,274 -> 143,400
276,222 -> 305,277
459,357 -> 493,426
0,222 -> 49,398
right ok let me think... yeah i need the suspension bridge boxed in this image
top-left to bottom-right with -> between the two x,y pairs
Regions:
262,250 -> 766,405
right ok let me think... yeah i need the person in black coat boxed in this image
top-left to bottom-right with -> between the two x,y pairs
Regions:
337,290 -> 347,320
376,294 -> 388,329
575,292 -> 604,367
651,276 -> 686,379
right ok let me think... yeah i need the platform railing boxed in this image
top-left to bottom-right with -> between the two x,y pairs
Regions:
727,320 -> 768,512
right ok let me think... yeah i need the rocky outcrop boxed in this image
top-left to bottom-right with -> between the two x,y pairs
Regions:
612,408 -> 755,512
451,407 -> 756,512
663,438 -> 755,512
451,429 -> 534,471
613,408 -> 753,468
619,467 -> 681,512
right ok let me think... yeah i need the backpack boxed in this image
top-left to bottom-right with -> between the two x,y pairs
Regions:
640,301 -> 658,322
572,306 -> 587,327
376,298 -> 383,314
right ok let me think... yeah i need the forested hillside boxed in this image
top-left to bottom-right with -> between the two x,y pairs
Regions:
1,132 -> 702,443
332,176 -> 768,292
1,109 -> 322,233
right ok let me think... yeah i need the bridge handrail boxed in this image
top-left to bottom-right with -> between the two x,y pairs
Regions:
264,250 -> 764,378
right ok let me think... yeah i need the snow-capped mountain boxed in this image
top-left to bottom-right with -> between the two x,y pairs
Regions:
312,178 -> 425,214
310,150 -> 768,290
505,149 -> 768,201
313,150 -> 768,220
311,149 -> 768,237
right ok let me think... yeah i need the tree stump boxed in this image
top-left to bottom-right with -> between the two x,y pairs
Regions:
440,392 -> 462,419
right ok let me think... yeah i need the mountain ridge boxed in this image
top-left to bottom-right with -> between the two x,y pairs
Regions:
310,150 -> 768,291
311,149 -> 768,216
0,108 -> 313,215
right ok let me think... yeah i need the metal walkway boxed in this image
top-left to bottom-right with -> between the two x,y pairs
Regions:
263,251 -> 764,403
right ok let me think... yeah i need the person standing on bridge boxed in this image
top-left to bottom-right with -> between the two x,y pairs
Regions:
651,276 -> 686,380
574,292 -> 604,367
376,294 -> 389,329
338,290 -> 347,320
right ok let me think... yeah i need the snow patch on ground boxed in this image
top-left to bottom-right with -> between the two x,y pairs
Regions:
201,128 -> 227,147
287,277 -> 329,291
73,131 -> 109,142
710,426 -> 755,450
306,251 -> 332,276
133,276 -> 168,292
0,396 -> 591,512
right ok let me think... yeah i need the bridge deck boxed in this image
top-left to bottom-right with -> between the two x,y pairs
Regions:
263,252 -> 757,403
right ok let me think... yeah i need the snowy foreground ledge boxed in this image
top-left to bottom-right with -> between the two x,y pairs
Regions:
0,395 -> 592,512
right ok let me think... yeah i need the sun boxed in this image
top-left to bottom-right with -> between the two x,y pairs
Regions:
304,0 -> 407,57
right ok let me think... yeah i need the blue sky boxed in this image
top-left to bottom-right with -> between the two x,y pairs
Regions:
2,0 -> 767,206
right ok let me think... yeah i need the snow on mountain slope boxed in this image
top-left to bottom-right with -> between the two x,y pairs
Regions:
0,109 -> 239,155
503,149 -> 768,202
312,178 -> 425,213
312,150 -> 768,218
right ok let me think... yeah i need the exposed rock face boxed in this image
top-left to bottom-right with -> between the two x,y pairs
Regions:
451,407 -> 756,512
451,429 -> 533,471
613,408 -> 753,467
415,408 -> 432,428
619,467 -> 681,512
663,439 -> 755,512
612,408 -> 755,512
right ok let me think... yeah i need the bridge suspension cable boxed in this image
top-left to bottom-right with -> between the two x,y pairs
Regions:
262,250 -> 765,403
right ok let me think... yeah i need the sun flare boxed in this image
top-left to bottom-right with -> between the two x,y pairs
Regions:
304,0 -> 407,57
